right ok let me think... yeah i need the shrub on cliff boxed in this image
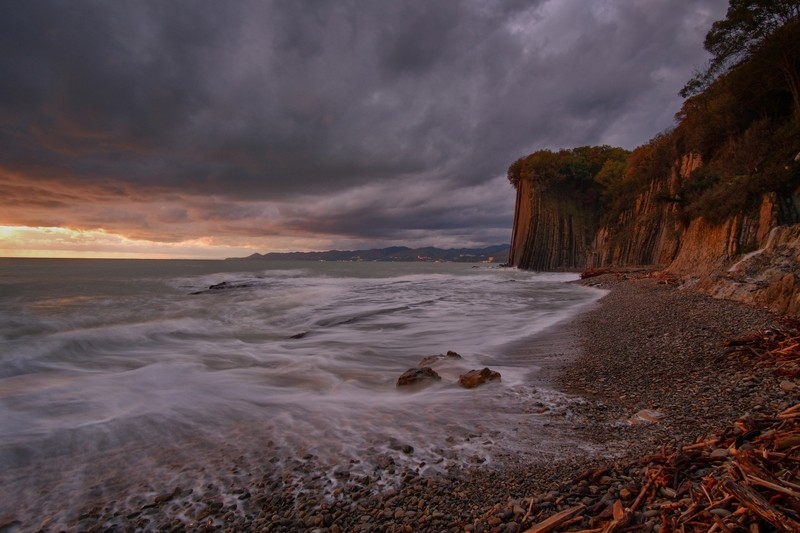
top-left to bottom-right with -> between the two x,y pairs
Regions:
507,146 -> 629,192
601,133 -> 677,224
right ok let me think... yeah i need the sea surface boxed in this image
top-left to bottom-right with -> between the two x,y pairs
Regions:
0,259 -> 604,527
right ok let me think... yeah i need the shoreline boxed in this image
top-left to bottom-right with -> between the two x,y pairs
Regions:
563,272 -> 788,451
462,271 -> 795,531
7,273 -> 797,532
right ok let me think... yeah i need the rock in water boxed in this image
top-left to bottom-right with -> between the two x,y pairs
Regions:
396,367 -> 441,387
190,280 -> 256,294
458,368 -> 501,389
418,350 -> 463,367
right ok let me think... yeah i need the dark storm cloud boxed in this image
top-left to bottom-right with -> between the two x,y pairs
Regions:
0,0 -> 727,251
276,177 -> 513,244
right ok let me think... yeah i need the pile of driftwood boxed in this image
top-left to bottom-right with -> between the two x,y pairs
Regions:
725,318 -> 800,381
515,320 -> 800,533
518,403 -> 800,532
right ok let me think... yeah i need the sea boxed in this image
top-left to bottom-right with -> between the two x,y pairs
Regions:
0,258 -> 606,528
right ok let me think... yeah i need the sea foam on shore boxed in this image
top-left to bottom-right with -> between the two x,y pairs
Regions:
3,265 -> 791,532
0,259 -> 604,532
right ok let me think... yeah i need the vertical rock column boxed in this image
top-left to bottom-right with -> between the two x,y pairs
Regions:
508,179 -> 593,271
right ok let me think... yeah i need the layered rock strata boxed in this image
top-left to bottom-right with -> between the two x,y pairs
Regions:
508,155 -> 800,316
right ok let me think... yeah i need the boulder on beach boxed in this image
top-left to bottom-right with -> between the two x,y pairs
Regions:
458,367 -> 501,389
418,350 -> 463,367
396,366 -> 441,387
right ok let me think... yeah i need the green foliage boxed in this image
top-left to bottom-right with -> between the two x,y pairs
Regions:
681,0 -> 800,100
676,18 -> 799,158
600,133 -> 677,224
594,159 -> 626,188
667,3 -> 800,223
622,132 -> 675,186
679,118 -> 800,223
506,145 -> 629,190
506,146 -> 631,226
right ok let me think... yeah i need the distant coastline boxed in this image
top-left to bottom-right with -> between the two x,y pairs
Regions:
226,244 -> 510,263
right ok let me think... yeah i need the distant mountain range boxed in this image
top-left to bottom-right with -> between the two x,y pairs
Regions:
227,244 -> 509,263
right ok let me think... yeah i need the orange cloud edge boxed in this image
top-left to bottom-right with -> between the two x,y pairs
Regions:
0,225 -> 258,260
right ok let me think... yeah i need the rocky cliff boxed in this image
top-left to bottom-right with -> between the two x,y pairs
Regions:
507,153 -> 800,316
508,178 -> 594,271
697,223 -> 800,315
508,4 -> 800,315
587,154 -> 700,268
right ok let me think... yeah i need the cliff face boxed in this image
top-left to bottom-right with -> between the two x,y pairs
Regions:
508,155 -> 800,316
697,223 -> 800,315
588,154 -> 700,268
508,179 -> 594,270
508,9 -> 800,314
508,154 -> 698,271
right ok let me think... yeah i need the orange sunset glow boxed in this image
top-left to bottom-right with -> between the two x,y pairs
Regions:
0,225 -> 258,259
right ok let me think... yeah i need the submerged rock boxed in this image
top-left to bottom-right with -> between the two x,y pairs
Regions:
458,368 -> 501,389
191,280 -> 258,295
418,350 -> 463,367
396,367 -> 441,387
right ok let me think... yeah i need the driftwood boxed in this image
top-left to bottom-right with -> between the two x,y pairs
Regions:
579,268 -> 612,280
516,405 -> 800,531
723,480 -> 800,532
725,318 -> 800,379
523,505 -> 586,533
474,322 -> 800,533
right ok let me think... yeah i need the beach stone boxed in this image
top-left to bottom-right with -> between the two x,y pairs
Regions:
497,509 -> 514,521
709,448 -> 729,459
660,487 -> 677,498
397,367 -> 441,387
628,409 -> 664,425
458,368 -> 501,389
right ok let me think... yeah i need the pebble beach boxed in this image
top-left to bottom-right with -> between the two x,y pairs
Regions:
6,271 -> 797,533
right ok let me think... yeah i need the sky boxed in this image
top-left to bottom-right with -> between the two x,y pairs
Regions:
0,0 -> 728,259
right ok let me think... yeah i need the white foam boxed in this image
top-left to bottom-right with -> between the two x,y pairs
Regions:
0,260 -> 602,528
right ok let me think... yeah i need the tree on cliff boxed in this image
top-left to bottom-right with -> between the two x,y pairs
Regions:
681,0 -> 800,119
506,145 -> 628,190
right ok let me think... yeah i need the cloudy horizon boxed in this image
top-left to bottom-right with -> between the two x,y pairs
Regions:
0,0 -> 727,258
